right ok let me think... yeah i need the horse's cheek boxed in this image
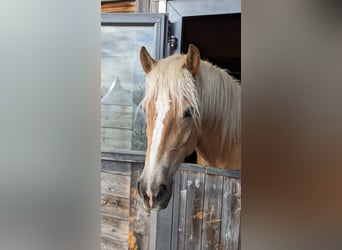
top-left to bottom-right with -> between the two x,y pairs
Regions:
181,127 -> 191,142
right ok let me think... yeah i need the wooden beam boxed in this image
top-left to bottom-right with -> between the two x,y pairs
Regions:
101,1 -> 136,13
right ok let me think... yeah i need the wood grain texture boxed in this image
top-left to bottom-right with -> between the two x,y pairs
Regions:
100,152 -> 241,250
101,1 -> 136,13
101,235 -> 128,250
220,177 -> 241,250
101,160 -> 132,176
101,172 -> 130,198
101,153 -> 134,250
101,215 -> 129,241
177,170 -> 188,250
129,163 -> 150,250
101,194 -> 130,219
201,174 -> 224,250
169,165 -> 241,250
184,171 -> 206,250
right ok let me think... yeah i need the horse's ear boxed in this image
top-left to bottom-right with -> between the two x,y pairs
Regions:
140,46 -> 156,74
185,44 -> 201,76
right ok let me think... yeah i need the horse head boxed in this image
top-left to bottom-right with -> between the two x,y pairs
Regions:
137,44 -> 201,210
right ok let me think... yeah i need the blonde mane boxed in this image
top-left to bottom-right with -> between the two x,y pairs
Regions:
140,54 -> 241,148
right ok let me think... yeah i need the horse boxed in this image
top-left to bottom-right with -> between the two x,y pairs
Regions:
137,44 -> 241,210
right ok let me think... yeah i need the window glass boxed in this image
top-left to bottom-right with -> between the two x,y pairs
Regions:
101,25 -> 155,152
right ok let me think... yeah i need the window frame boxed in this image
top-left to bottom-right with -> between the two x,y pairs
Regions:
101,13 -> 167,155
101,13 -> 167,60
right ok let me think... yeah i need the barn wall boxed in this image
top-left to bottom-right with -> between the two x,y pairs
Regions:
101,151 -> 146,250
101,151 -> 241,250
101,160 -> 131,249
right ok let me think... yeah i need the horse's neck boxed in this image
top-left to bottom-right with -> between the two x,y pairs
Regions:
194,63 -> 240,170
195,127 -> 241,170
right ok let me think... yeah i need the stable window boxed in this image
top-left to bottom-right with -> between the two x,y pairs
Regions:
101,14 -> 167,153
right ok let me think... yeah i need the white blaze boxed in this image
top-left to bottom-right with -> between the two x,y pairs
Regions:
146,97 -> 170,194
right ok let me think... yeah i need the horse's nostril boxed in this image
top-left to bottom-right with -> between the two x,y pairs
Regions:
156,184 -> 167,202
160,184 -> 167,191
137,180 -> 140,193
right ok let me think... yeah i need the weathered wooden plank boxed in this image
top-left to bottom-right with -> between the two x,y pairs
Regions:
183,171 -> 206,250
101,172 -> 130,198
101,235 -> 128,250
100,152 -> 138,250
101,1 -> 136,13
101,215 -> 129,241
201,174 -> 224,250
101,194 -> 130,219
177,170 -> 188,250
101,104 -> 133,129
233,179 -> 241,250
129,163 -> 150,250
170,169 -> 181,250
220,177 -> 241,250
101,160 -> 132,175
101,127 -> 132,150
99,151 -> 241,249
180,163 -> 241,178
172,168 -> 241,250
102,150 -> 146,163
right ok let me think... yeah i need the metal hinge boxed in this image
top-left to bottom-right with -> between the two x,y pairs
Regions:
167,20 -> 178,54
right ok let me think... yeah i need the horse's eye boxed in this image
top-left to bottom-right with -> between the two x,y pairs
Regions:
183,108 -> 192,119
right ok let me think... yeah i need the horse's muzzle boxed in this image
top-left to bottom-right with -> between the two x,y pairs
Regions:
137,179 -> 172,210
